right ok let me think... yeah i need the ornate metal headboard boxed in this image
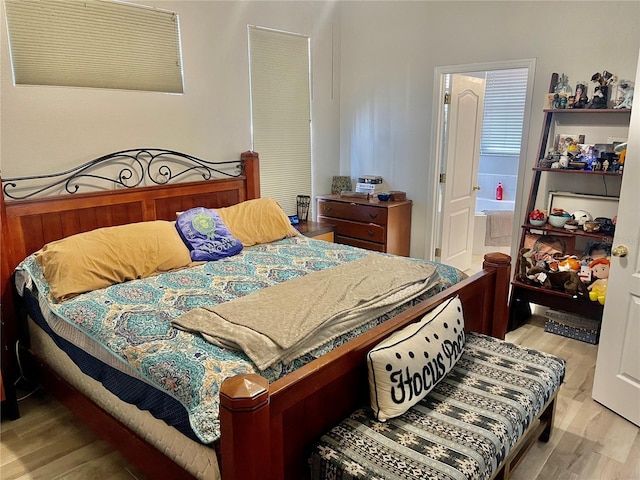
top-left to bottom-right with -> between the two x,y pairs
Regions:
2,148 -> 246,200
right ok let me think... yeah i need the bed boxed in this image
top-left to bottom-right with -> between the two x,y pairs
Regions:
0,149 -> 513,480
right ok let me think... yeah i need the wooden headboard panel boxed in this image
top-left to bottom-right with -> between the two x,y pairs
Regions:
2,150 -> 259,274
0,149 -> 260,376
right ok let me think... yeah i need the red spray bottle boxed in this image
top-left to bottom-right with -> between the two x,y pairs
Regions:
496,182 -> 503,201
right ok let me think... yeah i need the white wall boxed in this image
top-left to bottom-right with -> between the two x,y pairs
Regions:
2,1 -> 639,261
339,1 -> 640,259
0,1 -> 342,203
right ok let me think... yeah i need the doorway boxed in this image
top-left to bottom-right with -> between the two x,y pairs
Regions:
428,59 -> 536,273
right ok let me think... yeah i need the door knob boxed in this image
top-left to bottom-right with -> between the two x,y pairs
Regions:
473,185 -> 481,191
612,245 -> 628,257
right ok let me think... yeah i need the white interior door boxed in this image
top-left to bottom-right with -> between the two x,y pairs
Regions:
592,49 -> 640,427
439,75 -> 484,271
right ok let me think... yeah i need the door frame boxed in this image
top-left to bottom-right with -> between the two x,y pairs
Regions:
426,58 -> 537,265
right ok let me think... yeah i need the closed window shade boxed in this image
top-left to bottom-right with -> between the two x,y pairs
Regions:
4,0 -> 184,93
480,68 -> 528,155
249,26 -> 312,217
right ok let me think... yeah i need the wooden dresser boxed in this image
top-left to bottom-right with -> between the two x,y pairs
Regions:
316,194 -> 412,256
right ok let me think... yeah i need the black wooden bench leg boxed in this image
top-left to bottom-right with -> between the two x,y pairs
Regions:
538,397 -> 557,442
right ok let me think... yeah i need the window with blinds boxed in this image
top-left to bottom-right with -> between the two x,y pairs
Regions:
4,0 -> 184,93
249,26 -> 312,217
480,68 -> 528,155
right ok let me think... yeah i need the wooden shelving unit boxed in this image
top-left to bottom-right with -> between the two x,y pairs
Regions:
509,102 -> 631,330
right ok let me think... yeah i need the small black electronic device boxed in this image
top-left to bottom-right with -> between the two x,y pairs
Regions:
289,215 -> 299,225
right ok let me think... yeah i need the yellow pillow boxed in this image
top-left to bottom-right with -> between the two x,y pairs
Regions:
216,198 -> 299,246
36,221 -> 192,300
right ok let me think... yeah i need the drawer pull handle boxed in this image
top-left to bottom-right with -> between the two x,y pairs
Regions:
325,207 -> 332,213
369,213 -> 378,219
367,230 -> 375,237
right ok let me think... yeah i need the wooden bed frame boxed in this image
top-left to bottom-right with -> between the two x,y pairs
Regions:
0,149 -> 525,480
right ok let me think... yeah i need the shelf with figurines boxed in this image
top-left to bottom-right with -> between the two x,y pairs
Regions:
542,108 -> 631,113
537,70 -> 631,175
533,166 -> 623,176
537,134 -> 627,174
544,70 -> 634,111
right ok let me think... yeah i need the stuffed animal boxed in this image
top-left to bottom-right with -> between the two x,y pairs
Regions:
526,267 -> 589,298
558,256 -> 580,273
517,247 -> 536,283
588,257 -> 610,304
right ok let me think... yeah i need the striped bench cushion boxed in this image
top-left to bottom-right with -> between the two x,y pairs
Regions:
309,333 -> 565,480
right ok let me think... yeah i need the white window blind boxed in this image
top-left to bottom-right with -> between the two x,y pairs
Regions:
249,26 -> 312,217
4,0 -> 184,93
480,68 -> 528,155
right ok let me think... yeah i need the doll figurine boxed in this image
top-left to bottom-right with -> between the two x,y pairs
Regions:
573,83 -> 588,108
588,257 -> 610,304
588,86 -> 608,109
614,81 -> 634,109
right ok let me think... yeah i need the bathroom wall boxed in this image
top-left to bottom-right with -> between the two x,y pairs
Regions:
475,153 -> 519,209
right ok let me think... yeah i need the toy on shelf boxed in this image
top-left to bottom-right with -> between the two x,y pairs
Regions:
558,256 -> 580,273
613,80 -> 634,109
525,265 -> 589,298
517,246 -> 589,299
614,142 -> 627,173
589,70 -> 617,109
587,257 -> 610,305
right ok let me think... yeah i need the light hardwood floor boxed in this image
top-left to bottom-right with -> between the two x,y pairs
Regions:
1,316 -> 639,480
0,390 -> 143,480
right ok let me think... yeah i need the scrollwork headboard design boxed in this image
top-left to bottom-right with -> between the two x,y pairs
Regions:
2,148 -> 246,200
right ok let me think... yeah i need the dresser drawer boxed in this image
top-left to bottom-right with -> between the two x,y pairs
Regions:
335,235 -> 385,252
317,216 -> 385,244
317,200 -> 387,225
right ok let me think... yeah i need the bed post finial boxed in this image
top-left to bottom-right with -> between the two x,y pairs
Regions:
219,373 -> 270,480
483,252 -> 511,339
241,151 -> 260,200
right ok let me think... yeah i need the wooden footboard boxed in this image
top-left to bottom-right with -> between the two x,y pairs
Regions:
219,252 -> 511,480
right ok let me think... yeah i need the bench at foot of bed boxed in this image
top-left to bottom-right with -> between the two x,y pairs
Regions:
309,333 -> 565,480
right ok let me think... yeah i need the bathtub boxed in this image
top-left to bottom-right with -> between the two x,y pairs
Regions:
473,198 -> 515,254
475,198 -> 515,213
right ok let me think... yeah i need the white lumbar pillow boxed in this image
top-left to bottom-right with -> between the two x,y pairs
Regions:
367,295 -> 465,421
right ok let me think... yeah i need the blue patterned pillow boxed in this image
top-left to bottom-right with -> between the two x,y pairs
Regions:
176,207 -> 243,261
367,296 -> 465,421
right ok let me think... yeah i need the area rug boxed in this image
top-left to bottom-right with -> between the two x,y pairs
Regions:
544,309 -> 601,345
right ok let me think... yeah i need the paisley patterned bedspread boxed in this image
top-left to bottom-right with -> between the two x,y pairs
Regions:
16,235 -> 466,444
309,334 -> 566,480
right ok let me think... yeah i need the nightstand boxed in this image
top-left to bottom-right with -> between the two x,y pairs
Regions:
295,221 -> 335,242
